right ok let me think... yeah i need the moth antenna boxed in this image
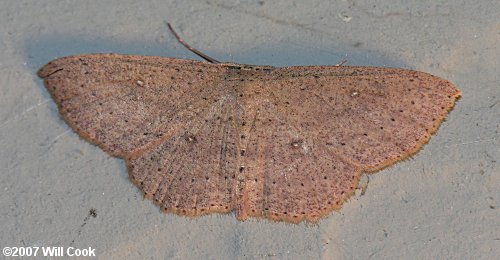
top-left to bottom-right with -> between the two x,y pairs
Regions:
167,23 -> 220,64
335,59 -> 348,66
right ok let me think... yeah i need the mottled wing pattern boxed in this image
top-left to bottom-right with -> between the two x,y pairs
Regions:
127,94 -> 241,216
39,54 -> 242,216
234,66 -> 459,222
39,56 -> 460,223
38,54 -> 227,157
239,100 -> 361,223
265,66 -> 460,171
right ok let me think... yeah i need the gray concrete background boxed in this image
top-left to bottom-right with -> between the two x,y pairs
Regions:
1,0 -> 499,259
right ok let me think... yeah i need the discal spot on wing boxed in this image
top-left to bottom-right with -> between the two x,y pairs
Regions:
268,66 -> 460,171
128,95 -> 240,215
38,54 -> 460,223
38,54 -> 227,157
239,102 -> 361,223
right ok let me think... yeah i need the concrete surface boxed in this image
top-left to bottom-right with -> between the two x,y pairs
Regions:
1,0 -> 498,259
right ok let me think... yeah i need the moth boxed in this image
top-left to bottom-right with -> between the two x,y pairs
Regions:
38,24 -> 460,223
